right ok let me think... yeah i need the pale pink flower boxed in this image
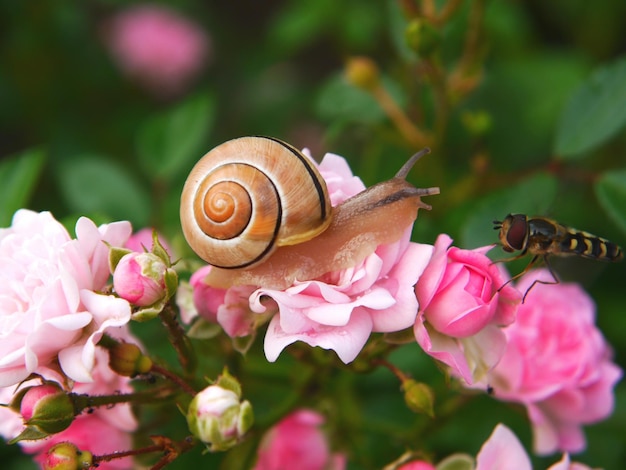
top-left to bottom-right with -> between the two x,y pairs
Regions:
413,234 -> 521,384
0,210 -> 133,387
475,424 -> 532,470
125,227 -> 173,257
191,151 -> 432,363
487,269 -> 622,455
0,328 -> 139,434
0,327 -> 139,469
105,4 -> 209,96
547,454 -> 593,470
475,424 -> 593,470
254,409 -> 345,470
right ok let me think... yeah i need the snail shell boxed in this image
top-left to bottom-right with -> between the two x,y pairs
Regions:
180,136 -> 332,269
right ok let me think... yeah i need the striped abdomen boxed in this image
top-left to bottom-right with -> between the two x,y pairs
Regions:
558,229 -> 623,262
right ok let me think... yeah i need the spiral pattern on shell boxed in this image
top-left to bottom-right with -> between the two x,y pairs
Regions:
180,136 -> 332,269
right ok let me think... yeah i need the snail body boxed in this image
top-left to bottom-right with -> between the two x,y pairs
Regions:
180,136 -> 439,290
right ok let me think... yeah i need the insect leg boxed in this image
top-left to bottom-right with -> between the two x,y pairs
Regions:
496,254 -> 542,299
521,255 -> 559,302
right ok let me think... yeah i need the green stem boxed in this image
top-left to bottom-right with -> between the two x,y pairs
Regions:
71,387 -> 175,414
151,363 -> 197,396
91,435 -> 197,470
159,303 -> 197,375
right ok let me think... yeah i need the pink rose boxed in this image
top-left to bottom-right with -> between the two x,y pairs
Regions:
194,151 -> 432,363
475,424 -> 532,470
486,269 -> 622,455
0,210 -> 133,386
253,227 -> 430,363
254,409 -> 345,470
475,424 -> 592,470
105,4 -> 210,96
413,234 -> 521,384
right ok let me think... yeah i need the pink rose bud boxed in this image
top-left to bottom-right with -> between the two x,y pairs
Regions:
398,462 -> 436,470
113,252 -> 176,307
186,382 -> 254,451
42,442 -> 93,470
19,384 -> 76,435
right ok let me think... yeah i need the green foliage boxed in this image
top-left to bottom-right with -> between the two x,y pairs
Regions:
595,168 -> 626,236
0,148 -> 45,226
57,155 -> 151,227
555,58 -> 626,158
136,93 -> 215,182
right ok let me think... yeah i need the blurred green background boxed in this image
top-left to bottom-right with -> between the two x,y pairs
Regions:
2,1 -> 626,469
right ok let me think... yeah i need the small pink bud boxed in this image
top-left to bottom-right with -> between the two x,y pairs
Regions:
186,382 -> 254,451
20,384 -> 75,435
398,461 -> 437,470
113,252 -> 174,306
42,442 -> 93,470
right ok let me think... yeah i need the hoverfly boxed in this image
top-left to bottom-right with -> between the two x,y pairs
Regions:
493,213 -> 623,301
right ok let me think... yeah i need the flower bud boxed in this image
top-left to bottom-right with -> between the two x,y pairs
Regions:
108,341 -> 153,377
113,252 -> 176,307
19,384 -> 76,436
405,19 -> 441,57
345,56 -> 380,91
402,379 -> 434,417
186,383 -> 254,451
461,109 -> 493,138
42,442 -> 93,470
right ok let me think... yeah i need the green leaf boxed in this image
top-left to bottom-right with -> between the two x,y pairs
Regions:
56,155 -> 151,226
475,54 -> 587,166
136,93 -> 215,181
554,57 -> 626,158
0,148 -> 45,226
266,0 -> 333,56
460,172 -> 558,249
595,168 -> 626,236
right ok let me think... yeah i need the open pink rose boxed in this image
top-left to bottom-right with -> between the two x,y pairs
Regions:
189,150 -> 432,363
0,210 -> 133,387
486,269 -> 622,455
413,234 -> 521,384
254,409 -> 345,470
475,424 -> 532,470
105,4 -> 210,96
475,424 -> 592,470
253,228 -> 430,363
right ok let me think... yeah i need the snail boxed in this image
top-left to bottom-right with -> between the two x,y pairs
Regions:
180,136 -> 439,289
